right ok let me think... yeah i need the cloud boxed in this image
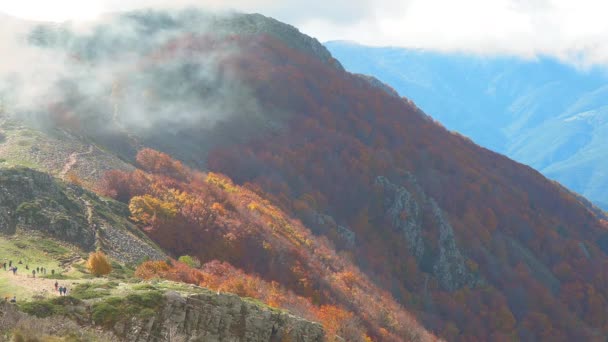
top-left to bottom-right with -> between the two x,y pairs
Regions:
2,0 -> 608,66
0,9 -> 262,137
290,0 -> 608,68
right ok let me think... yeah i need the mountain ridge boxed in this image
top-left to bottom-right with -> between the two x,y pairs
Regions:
2,9 -> 608,341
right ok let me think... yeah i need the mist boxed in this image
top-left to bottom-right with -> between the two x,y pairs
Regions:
0,8 -> 264,143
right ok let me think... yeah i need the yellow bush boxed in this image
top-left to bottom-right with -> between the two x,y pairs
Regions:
86,251 -> 112,277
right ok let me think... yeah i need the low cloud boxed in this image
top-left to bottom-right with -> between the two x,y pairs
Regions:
5,0 -> 605,67
0,9 -> 260,137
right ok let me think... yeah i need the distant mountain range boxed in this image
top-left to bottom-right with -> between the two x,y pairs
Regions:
326,41 -> 608,209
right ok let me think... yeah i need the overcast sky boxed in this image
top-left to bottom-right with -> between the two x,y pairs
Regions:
1,0 -> 608,66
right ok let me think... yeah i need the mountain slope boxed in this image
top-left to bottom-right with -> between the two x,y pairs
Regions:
325,41 -> 608,210
3,9 -> 608,341
0,167 -> 165,263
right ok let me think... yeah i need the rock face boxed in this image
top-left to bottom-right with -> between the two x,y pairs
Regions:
308,212 -> 356,250
429,199 -> 475,292
112,291 -> 325,342
376,176 -> 425,260
0,167 -> 165,263
375,175 -> 480,291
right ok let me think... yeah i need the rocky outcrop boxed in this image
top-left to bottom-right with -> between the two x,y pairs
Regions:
309,212 -> 356,250
0,167 -> 165,263
119,291 -> 325,342
375,176 -> 425,259
376,175 -> 480,291
429,199 -> 477,291
2,286 -> 325,342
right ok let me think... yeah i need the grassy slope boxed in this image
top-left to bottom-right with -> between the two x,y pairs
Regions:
0,232 -> 96,301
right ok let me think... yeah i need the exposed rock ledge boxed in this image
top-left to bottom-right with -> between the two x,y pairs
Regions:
122,291 -> 325,342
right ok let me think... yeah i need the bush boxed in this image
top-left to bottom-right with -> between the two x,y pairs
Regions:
91,292 -> 164,328
87,251 -> 112,277
71,282 -> 114,300
19,301 -> 61,318
178,255 -> 200,268
18,297 -> 81,318
91,300 -> 120,328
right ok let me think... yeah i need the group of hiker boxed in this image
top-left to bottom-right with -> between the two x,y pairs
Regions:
3,260 -> 54,278
2,260 -> 69,302
54,282 -> 68,296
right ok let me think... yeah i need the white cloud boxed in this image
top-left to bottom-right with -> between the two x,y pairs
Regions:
1,0 -> 608,66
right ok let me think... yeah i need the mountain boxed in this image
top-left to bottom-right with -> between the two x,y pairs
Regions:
325,41 -> 608,210
2,8 -> 608,341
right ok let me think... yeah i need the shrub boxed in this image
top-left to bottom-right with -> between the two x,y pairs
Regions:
71,282 -> 113,300
91,301 -> 120,328
87,251 -> 112,277
19,301 -> 61,318
91,292 -> 163,328
178,255 -> 200,268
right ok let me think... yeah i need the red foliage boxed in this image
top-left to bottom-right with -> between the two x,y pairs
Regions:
101,149 -> 437,341
101,34 -> 608,340
192,34 -> 608,340
136,148 -> 189,181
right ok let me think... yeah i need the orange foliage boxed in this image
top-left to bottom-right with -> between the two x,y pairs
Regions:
86,251 -> 112,277
196,34 -> 608,341
101,149 -> 436,341
98,34 -> 608,340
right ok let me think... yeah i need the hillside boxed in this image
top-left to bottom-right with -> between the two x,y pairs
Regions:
0,167 -> 164,263
2,8 -> 608,341
0,167 -> 334,341
325,41 -> 608,209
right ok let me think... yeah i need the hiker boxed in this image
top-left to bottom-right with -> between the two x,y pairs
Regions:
25,265 -> 28,270
63,287 -> 68,296
11,267 -> 17,275
18,260 -> 22,265
32,270 -> 36,278
59,286 -> 63,296
51,269 -> 55,275
9,296 -> 16,303
54,281 -> 58,291
2,262 -> 6,270
4,296 -> 7,302
36,267 -> 39,273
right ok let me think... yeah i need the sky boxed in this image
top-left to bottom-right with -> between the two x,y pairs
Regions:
1,0 -> 608,66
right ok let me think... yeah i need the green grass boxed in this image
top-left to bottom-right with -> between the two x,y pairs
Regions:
0,233 -> 90,300
0,234 -> 70,269
0,125 -> 44,169
70,282 -> 118,300
91,291 -> 164,328
18,296 -> 83,318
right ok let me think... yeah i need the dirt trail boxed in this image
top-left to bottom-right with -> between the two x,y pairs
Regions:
83,200 -> 102,250
5,273 -> 79,299
60,145 -> 94,180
